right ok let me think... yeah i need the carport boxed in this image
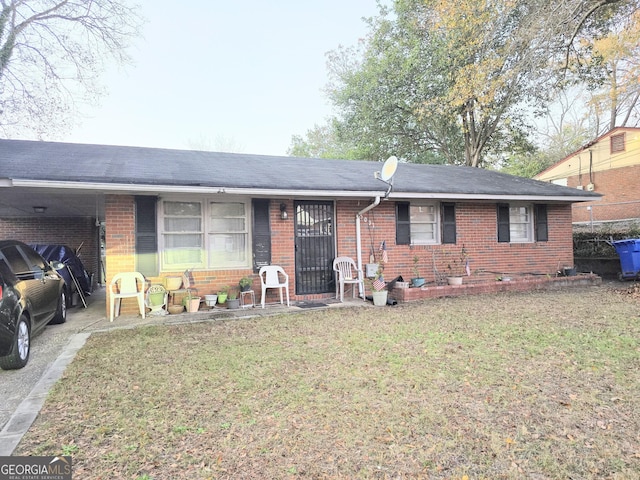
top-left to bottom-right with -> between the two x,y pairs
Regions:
0,176 -> 106,292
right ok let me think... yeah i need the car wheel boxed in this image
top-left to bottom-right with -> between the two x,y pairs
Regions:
49,290 -> 67,325
0,315 -> 30,370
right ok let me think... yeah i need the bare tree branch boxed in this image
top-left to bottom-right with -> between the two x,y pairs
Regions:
0,0 -> 143,137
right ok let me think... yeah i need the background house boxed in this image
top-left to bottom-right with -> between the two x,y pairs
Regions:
534,127 -> 640,231
0,139 -> 599,314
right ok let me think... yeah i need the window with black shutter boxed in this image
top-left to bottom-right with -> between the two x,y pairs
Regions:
441,203 -> 456,244
135,196 -> 158,276
252,199 -> 271,272
534,204 -> 548,242
396,202 -> 410,245
497,204 -> 511,243
396,201 -> 456,245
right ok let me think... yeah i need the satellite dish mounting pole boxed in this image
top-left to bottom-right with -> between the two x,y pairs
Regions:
356,197 -> 381,298
355,156 -> 399,299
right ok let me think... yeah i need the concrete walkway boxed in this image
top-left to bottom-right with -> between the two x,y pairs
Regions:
0,288 -> 365,455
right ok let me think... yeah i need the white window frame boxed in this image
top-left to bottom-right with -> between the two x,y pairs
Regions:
410,202 -> 441,245
509,204 -> 533,243
207,201 -> 249,269
159,197 -> 251,271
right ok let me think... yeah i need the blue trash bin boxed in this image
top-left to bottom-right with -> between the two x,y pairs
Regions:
612,239 -> 640,280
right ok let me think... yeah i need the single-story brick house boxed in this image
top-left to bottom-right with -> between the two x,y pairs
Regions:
0,139 -> 600,314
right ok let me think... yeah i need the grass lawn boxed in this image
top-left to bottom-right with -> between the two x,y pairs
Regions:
15,286 -> 640,479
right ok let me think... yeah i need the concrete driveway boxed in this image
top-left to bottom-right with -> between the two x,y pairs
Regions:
0,289 -> 108,454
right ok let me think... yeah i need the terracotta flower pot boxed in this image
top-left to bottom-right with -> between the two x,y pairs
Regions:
186,297 -> 201,312
168,304 -> 184,314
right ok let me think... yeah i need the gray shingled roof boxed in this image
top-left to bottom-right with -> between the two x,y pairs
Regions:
0,139 -> 599,201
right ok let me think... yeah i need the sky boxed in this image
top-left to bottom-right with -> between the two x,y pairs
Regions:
61,1 -> 381,157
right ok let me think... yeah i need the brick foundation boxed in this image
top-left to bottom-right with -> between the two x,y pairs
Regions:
391,273 -> 602,302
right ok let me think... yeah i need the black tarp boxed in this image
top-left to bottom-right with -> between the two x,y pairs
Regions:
31,244 -> 92,295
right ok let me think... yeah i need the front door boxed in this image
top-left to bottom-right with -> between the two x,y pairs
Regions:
294,201 -> 335,295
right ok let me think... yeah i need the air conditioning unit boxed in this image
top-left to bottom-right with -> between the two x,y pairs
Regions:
576,185 -> 583,190
586,183 -> 595,191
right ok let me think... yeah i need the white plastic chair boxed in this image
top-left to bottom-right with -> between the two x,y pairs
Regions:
259,265 -> 290,308
109,272 -> 146,322
333,256 -> 364,302
145,284 -> 168,316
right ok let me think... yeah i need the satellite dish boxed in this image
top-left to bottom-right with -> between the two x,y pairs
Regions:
379,156 -> 398,182
374,155 -> 399,198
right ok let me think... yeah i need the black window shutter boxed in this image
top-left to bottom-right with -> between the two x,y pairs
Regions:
396,202 -> 411,245
135,196 -> 158,276
535,204 -> 548,242
497,203 -> 510,243
441,203 -> 456,244
252,199 -> 271,272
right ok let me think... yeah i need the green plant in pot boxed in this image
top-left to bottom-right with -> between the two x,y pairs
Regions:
239,276 -> 252,292
411,254 -> 425,287
217,285 -> 229,304
226,289 -> 240,309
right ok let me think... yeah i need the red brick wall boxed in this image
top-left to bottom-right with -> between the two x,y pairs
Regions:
106,196 -> 299,314
335,200 -> 574,294
105,195 -> 136,317
0,216 -> 99,283
569,164 -> 640,223
106,196 -> 575,314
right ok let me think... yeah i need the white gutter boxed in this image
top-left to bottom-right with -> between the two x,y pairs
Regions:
8,179 -> 387,199
355,196 -> 381,298
385,192 -> 600,203
8,179 -> 599,203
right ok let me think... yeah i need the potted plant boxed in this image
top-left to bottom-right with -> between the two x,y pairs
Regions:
370,265 -> 388,306
411,254 -> 425,287
445,246 -> 469,285
226,289 -> 240,309
182,291 -> 201,313
217,285 -> 229,304
239,276 -> 252,292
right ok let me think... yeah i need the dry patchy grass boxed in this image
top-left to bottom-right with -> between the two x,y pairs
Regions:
15,286 -> 640,479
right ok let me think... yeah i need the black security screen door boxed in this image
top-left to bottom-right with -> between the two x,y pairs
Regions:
294,201 -> 335,295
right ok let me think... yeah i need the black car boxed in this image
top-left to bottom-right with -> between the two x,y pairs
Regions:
0,240 -> 66,370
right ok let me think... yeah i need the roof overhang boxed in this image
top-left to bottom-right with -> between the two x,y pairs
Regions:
388,192 -> 600,203
8,179 -> 598,204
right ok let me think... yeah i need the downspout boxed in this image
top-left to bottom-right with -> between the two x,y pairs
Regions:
356,196 -> 381,298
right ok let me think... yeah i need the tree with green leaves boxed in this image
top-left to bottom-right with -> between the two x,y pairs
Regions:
0,0 -> 143,137
293,0 -> 635,167
287,118 -> 367,159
